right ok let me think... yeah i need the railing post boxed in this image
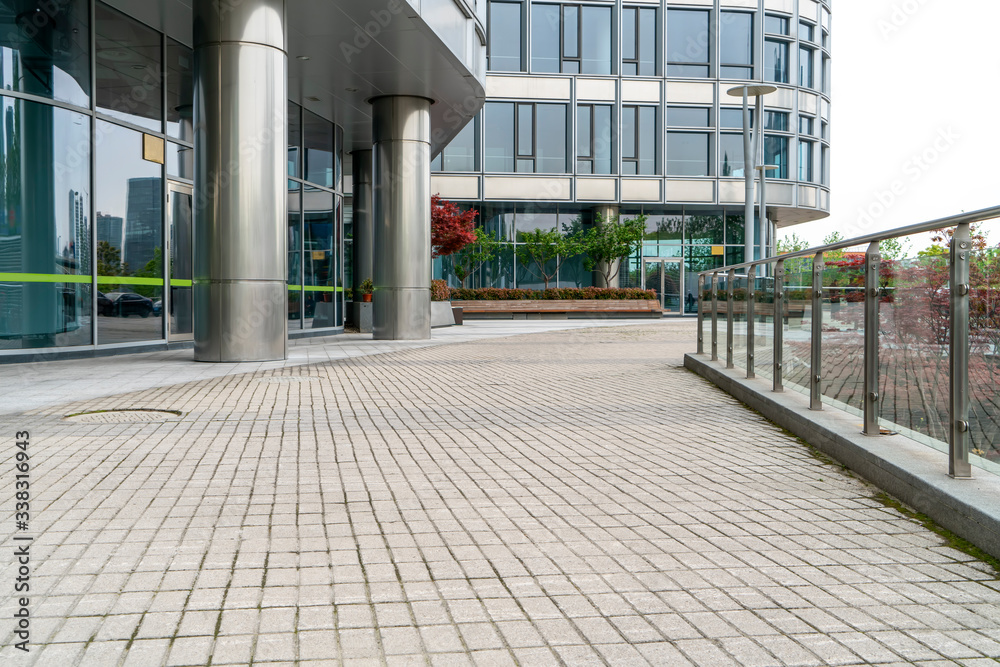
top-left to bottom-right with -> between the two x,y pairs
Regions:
950,223 -> 973,478
773,259 -> 784,392
711,272 -> 719,361
696,273 -> 705,354
727,269 -> 736,368
863,241 -> 881,435
811,253 -> 824,410
746,264 -> 756,379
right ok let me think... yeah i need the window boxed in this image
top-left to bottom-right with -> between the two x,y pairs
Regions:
432,117 -> 480,172
304,110 -> 337,189
667,107 -> 711,128
623,6 -> 657,76
764,39 -> 789,83
531,4 -> 612,74
821,145 -> 830,186
799,21 -> 815,43
720,12 -> 753,79
488,1 -> 523,71
484,102 -> 567,173
577,105 -> 613,174
799,115 -> 815,136
667,9 -> 710,77
719,134 -> 746,177
822,55 -> 831,95
765,14 -> 790,36
798,139 -> 814,182
96,4 -> 163,131
667,133 -> 710,177
622,105 -> 658,175
166,40 -> 193,142
719,109 -> 788,132
799,45 -> 814,88
765,135 -> 789,179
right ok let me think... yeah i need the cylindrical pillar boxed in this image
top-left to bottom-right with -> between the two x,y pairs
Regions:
372,96 -> 432,340
593,204 -> 620,288
193,0 -> 287,362
351,150 -> 374,294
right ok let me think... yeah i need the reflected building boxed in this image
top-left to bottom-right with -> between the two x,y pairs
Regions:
123,177 -> 161,271
96,213 -> 123,254
430,0 -> 832,314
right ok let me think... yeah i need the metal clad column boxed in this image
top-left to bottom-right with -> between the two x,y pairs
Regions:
372,96 -> 432,340
863,241 -> 881,435
949,223 -> 973,478
351,150 -> 374,295
193,0 -> 287,362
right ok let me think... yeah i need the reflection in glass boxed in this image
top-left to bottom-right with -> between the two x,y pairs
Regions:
96,121 -> 163,344
488,0 -> 522,71
719,133 -> 745,177
667,132 -> 710,177
580,6 -> 611,74
166,40 -> 193,141
667,9 -> 709,77
432,117 -> 478,172
686,212 -> 724,245
95,4 -> 163,131
0,0 -> 90,108
484,102 -> 514,172
765,39 -> 789,84
531,3 -> 559,73
168,189 -> 193,339
288,101 -> 301,178
166,142 -> 193,180
720,11 -> 753,79
535,104 -> 566,173
0,97 -> 92,349
304,110 -> 334,188
303,188 -> 336,329
765,135 -> 789,179
288,187 -> 301,328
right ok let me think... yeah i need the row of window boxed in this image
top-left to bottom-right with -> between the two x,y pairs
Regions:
488,2 -> 831,93
434,104 -> 830,184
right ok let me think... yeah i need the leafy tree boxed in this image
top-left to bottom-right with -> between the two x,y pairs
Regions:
451,227 -> 502,288
776,232 -> 809,254
777,232 -> 812,279
879,237 -> 909,260
580,213 -> 647,287
97,241 -> 127,277
431,195 -> 478,258
823,231 -> 846,260
515,227 -> 584,290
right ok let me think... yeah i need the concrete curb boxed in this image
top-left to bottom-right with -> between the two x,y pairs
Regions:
684,352 -> 1000,561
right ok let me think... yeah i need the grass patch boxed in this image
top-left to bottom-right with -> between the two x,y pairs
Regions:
874,491 -> 1000,578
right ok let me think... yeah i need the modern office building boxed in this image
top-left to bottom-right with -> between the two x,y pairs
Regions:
0,0 -> 485,360
429,0 -> 831,314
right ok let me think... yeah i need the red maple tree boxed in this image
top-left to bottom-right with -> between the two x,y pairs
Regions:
431,195 -> 478,258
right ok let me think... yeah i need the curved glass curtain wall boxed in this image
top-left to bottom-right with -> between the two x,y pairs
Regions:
0,0 -> 344,354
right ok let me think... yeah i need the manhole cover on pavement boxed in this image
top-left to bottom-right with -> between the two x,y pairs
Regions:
65,409 -> 182,423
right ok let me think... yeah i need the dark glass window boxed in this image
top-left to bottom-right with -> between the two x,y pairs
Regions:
304,110 -> 334,188
535,104 -> 567,173
667,132 -> 710,177
685,212 -> 724,245
764,39 -> 789,83
765,111 -> 789,132
719,108 -> 753,129
719,133 -> 745,177
166,40 -> 193,142
95,120 -> 163,344
623,6 -> 657,75
432,117 -> 479,172
798,139 -> 814,182
622,106 -> 657,175
799,21 -> 815,43
821,145 -> 830,186
0,0 -> 90,108
532,4 -> 611,75
488,1 -> 523,71
166,142 -> 193,180
765,14 -> 790,35
720,12 -> 753,79
288,187 -> 301,328
484,102 -> 515,172
799,46 -> 814,88
667,9 -> 709,77
0,97 -> 92,349
667,107 -> 710,127
577,104 -> 612,174
799,115 -> 815,136
765,135 -> 789,179
95,4 -> 163,131
288,102 -> 301,179
303,188 -> 338,329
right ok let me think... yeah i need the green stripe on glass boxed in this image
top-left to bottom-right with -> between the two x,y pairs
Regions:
96,276 -> 164,286
0,273 -> 91,284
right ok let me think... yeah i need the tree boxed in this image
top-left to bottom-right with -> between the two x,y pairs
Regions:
515,227 -> 584,290
777,232 -> 811,278
431,195 -> 478,258
451,227 -> 501,288
879,237 -> 909,261
823,231 -> 846,260
578,213 -> 646,287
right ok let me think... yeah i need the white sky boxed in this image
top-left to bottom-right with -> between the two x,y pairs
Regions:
782,0 -> 1000,249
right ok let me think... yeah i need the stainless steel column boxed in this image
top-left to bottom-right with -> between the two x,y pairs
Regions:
593,204 -> 620,288
810,253 -> 824,410
351,150 -> 374,294
863,241 -> 881,435
193,0 -> 287,362
949,223 -> 973,478
372,96 -> 433,340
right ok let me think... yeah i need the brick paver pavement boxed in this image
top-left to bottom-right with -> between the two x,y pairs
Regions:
2,320 -> 1000,666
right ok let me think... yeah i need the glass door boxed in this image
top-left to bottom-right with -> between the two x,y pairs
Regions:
167,184 -> 193,341
642,258 -> 683,314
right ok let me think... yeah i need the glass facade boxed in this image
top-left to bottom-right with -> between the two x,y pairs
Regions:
1,1 -> 345,356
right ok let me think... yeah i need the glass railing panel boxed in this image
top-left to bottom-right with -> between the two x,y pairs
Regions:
969,243 -> 1000,474
820,256 -> 865,416
732,275 -> 748,371
876,234 -> 951,450
754,270 -> 775,379
782,255 -> 814,396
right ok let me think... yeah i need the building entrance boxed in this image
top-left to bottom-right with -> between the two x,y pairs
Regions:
167,184 -> 194,341
642,258 -> 682,315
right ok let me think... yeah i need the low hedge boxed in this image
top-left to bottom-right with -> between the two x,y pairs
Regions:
449,287 -> 658,301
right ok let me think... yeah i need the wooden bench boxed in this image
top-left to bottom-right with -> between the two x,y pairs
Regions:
451,299 -> 663,320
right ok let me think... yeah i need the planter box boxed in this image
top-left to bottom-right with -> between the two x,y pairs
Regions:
431,301 -> 456,328
451,299 -> 662,320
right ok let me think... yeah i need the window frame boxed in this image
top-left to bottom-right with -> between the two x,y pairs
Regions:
487,0 -> 524,72
621,104 -> 659,176
622,5 -> 658,76
576,103 -> 614,175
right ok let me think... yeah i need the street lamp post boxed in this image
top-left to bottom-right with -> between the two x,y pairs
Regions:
727,84 -> 776,264
755,164 -> 779,261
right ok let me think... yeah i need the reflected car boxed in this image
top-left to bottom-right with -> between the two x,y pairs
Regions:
105,292 -> 154,318
97,291 -> 114,316
152,299 -> 162,316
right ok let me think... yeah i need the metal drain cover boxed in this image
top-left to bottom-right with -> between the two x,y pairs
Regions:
65,409 -> 182,423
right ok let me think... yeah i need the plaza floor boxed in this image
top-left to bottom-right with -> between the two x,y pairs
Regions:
1,319 -> 999,666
